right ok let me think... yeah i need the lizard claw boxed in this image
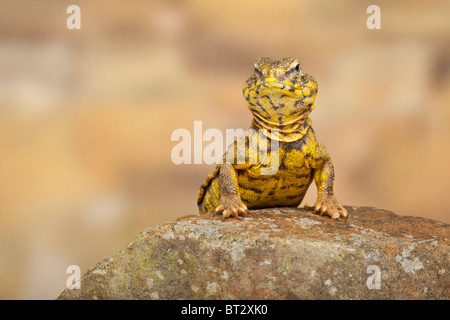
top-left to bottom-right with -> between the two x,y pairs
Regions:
314,203 -> 322,213
214,204 -> 225,215
214,194 -> 249,221
313,194 -> 348,221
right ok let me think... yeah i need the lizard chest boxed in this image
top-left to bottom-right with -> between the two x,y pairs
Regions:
236,146 -> 314,208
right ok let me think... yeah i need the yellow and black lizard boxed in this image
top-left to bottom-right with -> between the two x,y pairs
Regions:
197,57 -> 348,221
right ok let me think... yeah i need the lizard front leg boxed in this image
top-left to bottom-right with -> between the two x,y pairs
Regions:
312,150 -> 348,221
214,164 -> 250,221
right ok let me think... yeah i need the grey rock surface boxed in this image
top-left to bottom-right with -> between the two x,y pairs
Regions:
58,207 -> 449,300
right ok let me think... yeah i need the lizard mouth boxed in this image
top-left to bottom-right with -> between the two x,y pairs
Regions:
253,75 -> 318,100
255,82 -> 301,98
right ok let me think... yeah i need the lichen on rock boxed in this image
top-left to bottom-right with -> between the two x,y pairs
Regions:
57,207 -> 449,300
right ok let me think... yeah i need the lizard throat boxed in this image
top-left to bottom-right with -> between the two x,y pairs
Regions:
251,109 -> 313,142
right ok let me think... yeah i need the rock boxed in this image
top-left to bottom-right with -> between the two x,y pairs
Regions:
57,207 -> 449,300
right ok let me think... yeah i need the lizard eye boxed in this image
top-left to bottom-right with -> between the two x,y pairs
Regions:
294,64 -> 300,72
254,63 -> 260,71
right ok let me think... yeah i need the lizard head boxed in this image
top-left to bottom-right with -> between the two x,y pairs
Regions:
243,57 -> 318,127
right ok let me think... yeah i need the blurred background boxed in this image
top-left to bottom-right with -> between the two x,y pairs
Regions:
0,0 -> 449,299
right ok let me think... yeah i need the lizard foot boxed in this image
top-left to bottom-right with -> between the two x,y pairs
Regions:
313,194 -> 348,221
214,194 -> 249,222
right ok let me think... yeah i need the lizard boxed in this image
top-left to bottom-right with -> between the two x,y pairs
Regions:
197,57 -> 348,222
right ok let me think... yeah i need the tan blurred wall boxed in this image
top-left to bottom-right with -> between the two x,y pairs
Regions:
0,0 -> 449,299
